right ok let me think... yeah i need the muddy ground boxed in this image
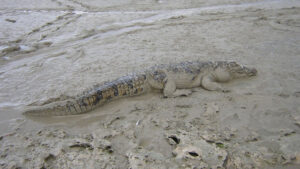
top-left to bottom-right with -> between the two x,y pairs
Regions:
0,0 -> 300,168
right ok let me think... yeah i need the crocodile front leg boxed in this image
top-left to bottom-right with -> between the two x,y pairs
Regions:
201,75 -> 230,92
163,79 -> 192,98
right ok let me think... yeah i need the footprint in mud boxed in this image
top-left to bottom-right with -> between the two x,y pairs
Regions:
5,19 -> 17,23
0,45 -> 21,57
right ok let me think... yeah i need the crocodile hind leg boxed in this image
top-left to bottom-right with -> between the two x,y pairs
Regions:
163,80 -> 192,98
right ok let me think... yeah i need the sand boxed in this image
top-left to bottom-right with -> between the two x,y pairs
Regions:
0,0 -> 300,168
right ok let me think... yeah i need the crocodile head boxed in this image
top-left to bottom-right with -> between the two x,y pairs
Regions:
226,61 -> 257,78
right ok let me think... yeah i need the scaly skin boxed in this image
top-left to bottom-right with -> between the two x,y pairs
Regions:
23,61 -> 257,116
24,73 -> 149,116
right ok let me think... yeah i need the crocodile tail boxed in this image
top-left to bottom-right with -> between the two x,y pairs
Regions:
23,74 -> 149,116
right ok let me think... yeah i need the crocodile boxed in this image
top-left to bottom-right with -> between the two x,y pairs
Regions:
23,61 -> 257,116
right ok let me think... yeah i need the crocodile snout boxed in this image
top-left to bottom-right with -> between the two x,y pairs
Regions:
250,68 -> 257,76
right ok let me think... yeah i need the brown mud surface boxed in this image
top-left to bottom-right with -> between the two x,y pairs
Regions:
0,0 -> 300,168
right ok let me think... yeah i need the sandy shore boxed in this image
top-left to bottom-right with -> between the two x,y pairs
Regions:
0,0 -> 300,168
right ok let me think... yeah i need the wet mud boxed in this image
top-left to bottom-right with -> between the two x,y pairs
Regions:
0,0 -> 300,168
